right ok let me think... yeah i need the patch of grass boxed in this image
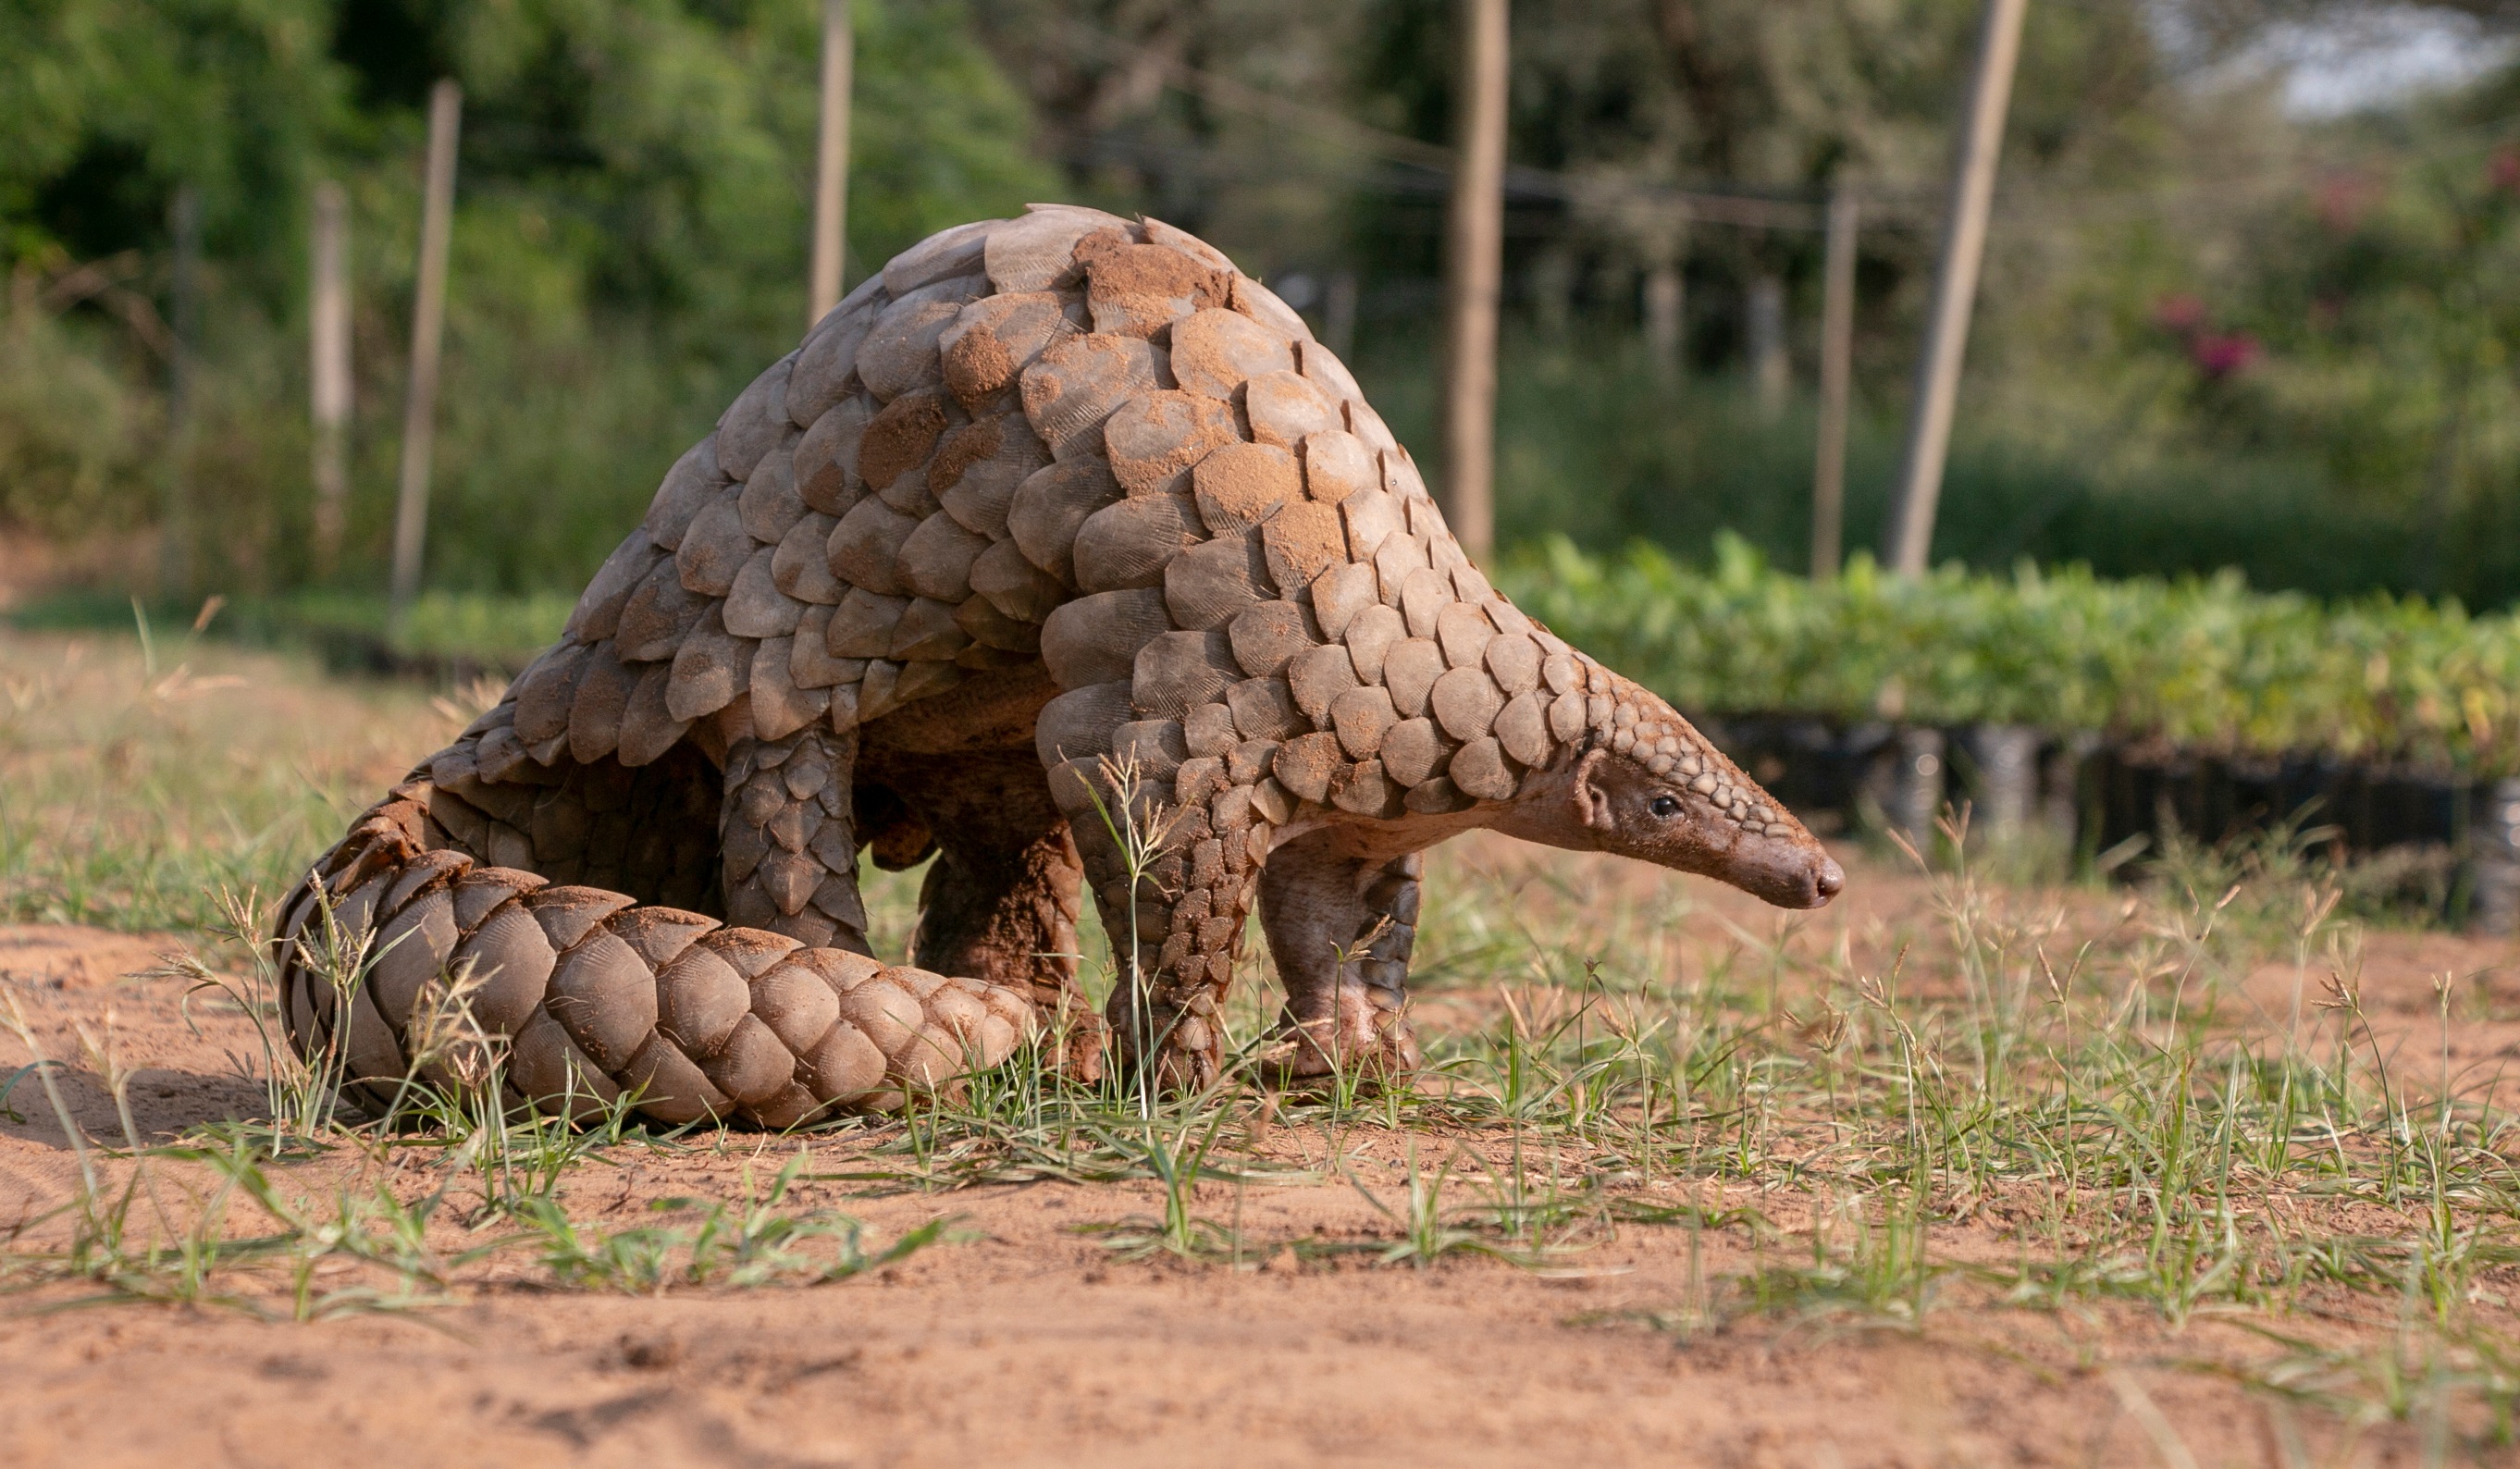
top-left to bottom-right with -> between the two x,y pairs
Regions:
0,864 -> 953,1315
0,624 -> 465,933
874,796 -> 2520,1445
521,1154 -> 958,1294
1340,1143 -> 1584,1270
8,589 -> 574,671
9,629 -> 2520,1450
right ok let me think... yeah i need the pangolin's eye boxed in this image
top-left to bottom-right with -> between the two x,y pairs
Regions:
1649,795 -> 1682,819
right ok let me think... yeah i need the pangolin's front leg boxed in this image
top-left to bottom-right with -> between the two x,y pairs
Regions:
1054,750 -> 1273,1090
1257,833 -> 1423,1079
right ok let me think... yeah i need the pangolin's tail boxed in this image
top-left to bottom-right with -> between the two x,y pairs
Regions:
272,782 -> 1037,1129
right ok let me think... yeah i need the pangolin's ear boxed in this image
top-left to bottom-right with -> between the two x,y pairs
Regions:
1573,747 -> 1615,832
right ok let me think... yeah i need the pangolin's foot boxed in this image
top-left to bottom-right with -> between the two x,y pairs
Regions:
1035,993 -> 1110,1086
1105,997 -> 1228,1095
1266,985 -> 1420,1090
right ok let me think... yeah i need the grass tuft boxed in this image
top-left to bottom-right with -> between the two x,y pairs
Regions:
8,627 -> 2520,1449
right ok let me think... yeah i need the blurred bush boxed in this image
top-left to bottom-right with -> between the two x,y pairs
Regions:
12,0 -> 2520,629
0,307 -> 156,537
1,0 -> 1054,598
9,586 -> 570,669
258,587 -> 573,664
1508,534 -> 2520,774
1355,327 -> 2487,606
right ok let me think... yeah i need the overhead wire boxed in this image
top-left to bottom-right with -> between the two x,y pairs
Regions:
1048,19 -> 1929,233
1047,13 -> 2520,243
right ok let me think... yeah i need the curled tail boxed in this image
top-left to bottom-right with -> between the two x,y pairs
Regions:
274,783 -> 1036,1128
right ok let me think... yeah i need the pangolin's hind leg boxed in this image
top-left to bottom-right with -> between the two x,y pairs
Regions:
274,699 -> 1031,1128
1256,832 -> 1423,1080
716,724 -> 873,954
877,748 -> 1100,1079
421,712 -> 723,911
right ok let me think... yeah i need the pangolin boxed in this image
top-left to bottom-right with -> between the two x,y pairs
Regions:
272,205 -> 1843,1126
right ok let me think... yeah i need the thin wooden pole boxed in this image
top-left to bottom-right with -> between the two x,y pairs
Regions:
1324,269 -> 1358,362
1748,271 -> 1788,415
809,0 -> 856,327
161,184 -> 201,599
1810,188 -> 1858,578
1439,0 -> 1508,562
389,80 -> 461,629
1881,0 -> 2028,575
1644,252 -> 1685,377
309,179 -> 352,576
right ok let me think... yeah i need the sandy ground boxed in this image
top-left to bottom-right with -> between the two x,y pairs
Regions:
3,858 -> 2516,1467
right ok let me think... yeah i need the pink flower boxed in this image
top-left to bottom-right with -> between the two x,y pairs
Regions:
2189,331 -> 2260,380
2491,145 -> 2520,197
2316,173 -> 2378,232
2152,293 -> 2206,334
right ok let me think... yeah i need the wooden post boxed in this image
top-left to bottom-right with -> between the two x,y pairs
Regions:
1324,269 -> 1358,363
1748,271 -> 1787,415
1439,0 -> 1508,562
309,179 -> 352,575
1810,188 -> 1857,578
809,0 -> 855,327
1881,0 -> 2028,575
1643,253 -> 1685,377
161,184 -> 201,599
389,80 -> 461,629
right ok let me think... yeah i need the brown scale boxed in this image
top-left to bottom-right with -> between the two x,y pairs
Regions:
716,725 -> 864,949
423,707 -> 723,915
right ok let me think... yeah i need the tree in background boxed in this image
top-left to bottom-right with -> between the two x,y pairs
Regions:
0,0 -> 1051,594
9,0 -> 2520,611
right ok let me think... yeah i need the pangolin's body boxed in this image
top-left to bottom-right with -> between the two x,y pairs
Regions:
276,206 -> 1842,1125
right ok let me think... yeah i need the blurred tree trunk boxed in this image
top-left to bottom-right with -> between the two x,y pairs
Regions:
1645,257 -> 1686,375
1441,0 -> 1510,562
1748,269 -> 1786,412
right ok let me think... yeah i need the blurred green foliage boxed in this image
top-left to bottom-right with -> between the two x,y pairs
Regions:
6,586 -> 571,667
1509,535 -> 2520,772
1,0 -> 1052,595
1354,329 -> 2446,602
0,307 -> 157,537
255,586 -> 574,663
10,0 -> 2520,629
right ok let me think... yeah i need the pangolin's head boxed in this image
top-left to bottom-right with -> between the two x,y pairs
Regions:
1552,670 -> 1843,909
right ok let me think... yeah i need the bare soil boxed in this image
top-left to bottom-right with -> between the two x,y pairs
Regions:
4,848 -> 2516,1467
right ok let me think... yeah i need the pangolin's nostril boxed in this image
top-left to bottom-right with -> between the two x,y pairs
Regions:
1813,856 -> 1846,902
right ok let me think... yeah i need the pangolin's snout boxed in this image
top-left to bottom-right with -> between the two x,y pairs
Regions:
1724,837 -> 1845,909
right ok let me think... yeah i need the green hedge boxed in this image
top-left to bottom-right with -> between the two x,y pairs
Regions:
274,591 -> 575,667
9,590 -> 572,672
1501,536 -> 2520,775
32,537 -> 2520,776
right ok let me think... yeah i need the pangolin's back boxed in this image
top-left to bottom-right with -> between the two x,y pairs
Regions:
510,204 -> 1672,821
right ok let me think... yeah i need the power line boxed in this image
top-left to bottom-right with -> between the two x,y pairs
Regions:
1051,15 -> 2520,241
1050,19 -> 1936,233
